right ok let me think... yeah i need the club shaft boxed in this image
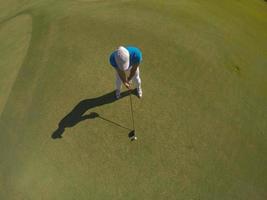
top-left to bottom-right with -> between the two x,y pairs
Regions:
129,90 -> 135,130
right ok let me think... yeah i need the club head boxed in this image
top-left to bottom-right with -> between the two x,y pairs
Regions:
128,130 -> 137,141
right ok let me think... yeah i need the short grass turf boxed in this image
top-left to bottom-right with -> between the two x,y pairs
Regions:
0,0 -> 267,199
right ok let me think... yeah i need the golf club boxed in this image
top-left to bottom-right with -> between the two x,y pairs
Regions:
128,89 -> 137,141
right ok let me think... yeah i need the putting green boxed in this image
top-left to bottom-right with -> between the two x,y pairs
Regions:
0,0 -> 266,199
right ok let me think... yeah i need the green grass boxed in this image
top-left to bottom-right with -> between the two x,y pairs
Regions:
0,0 -> 267,199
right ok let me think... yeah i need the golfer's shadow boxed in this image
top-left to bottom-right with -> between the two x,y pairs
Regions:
51,90 -> 135,139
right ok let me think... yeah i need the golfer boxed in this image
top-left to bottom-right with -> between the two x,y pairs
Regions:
109,46 -> 142,99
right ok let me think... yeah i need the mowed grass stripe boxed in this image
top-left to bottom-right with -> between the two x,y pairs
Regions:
0,14 -> 32,115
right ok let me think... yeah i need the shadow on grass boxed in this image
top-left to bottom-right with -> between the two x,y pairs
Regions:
51,90 -> 136,139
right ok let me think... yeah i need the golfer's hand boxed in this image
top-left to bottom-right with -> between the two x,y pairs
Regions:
124,81 -> 131,89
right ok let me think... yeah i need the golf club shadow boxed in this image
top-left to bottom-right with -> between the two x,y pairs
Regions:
51,89 -> 137,139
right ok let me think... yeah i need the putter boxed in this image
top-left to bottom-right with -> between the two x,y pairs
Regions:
128,89 -> 137,141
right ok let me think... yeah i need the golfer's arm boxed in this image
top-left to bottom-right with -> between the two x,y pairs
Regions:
116,68 -> 127,83
128,64 -> 139,81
